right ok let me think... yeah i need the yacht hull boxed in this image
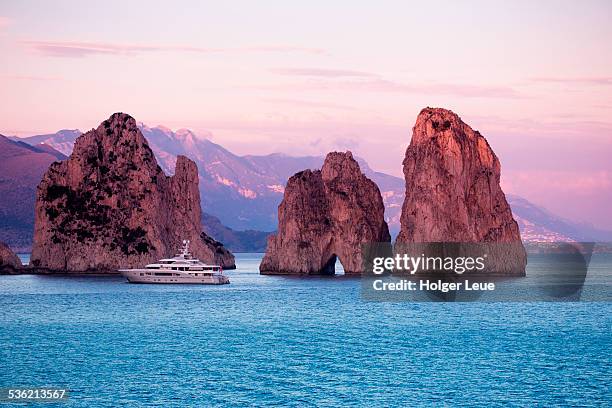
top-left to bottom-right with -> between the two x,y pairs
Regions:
119,269 -> 230,285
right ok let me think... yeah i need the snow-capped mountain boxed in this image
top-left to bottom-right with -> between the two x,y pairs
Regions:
13,129 -> 81,156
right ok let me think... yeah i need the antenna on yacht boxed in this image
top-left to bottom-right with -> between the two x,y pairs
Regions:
181,239 -> 190,257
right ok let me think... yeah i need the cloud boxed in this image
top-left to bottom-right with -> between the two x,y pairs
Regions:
22,41 -> 159,57
309,137 -> 322,147
241,46 -> 327,55
332,136 -> 360,150
469,114 -> 612,141
362,79 -> 523,98
530,76 -> 612,85
424,82 -> 519,98
261,97 -> 357,111
505,170 -> 612,194
22,40 -> 327,58
271,68 -> 376,78
269,68 -> 520,98
255,77 -> 523,99
0,16 -> 9,29
5,74 -> 62,81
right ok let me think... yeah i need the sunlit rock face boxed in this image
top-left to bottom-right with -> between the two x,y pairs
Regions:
397,107 -> 526,276
31,113 -> 234,272
260,151 -> 390,275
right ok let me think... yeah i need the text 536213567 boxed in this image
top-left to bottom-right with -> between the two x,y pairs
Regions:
0,388 -> 69,402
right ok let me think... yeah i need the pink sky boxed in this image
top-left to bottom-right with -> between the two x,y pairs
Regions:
0,1 -> 610,228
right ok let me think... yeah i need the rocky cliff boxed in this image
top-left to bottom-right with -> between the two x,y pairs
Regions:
30,113 -> 234,272
0,241 -> 22,274
260,152 -> 390,275
397,107 -> 526,275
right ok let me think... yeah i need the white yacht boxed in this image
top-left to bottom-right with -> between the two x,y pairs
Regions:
119,240 -> 229,284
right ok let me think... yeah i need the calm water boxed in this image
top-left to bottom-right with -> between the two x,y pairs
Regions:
1,253 -> 610,407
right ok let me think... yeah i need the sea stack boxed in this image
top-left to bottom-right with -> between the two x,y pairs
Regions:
260,151 -> 390,275
0,242 -> 22,274
397,107 -> 526,275
30,113 -> 235,272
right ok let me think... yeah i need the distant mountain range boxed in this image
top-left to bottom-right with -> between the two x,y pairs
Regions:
10,129 -> 80,156
13,125 -> 405,234
3,125 -> 610,252
0,135 -> 67,251
507,194 -> 612,243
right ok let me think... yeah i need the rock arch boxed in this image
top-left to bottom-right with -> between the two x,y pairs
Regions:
321,253 -> 338,275
260,151 -> 390,275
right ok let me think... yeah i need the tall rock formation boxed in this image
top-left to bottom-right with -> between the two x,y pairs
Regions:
260,152 -> 390,275
30,113 -> 234,272
0,242 -> 22,274
397,107 -> 526,275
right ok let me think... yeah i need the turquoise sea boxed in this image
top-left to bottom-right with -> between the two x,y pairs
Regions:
1,253 -> 610,407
